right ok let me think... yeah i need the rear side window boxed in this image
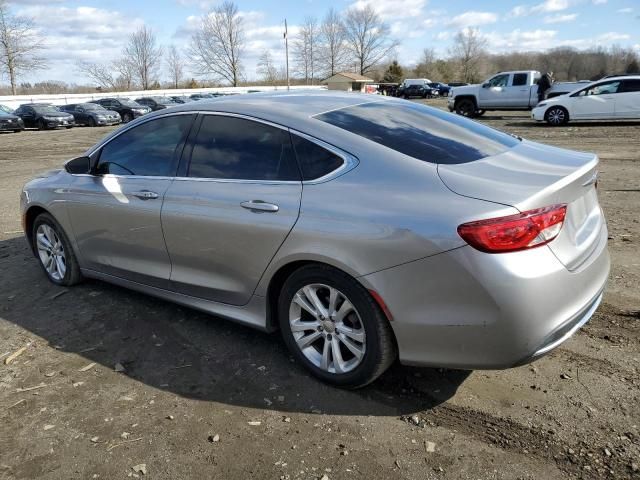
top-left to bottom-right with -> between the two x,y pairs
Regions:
97,115 -> 193,176
188,115 -> 299,181
316,101 -> 519,165
292,134 -> 344,180
621,79 -> 640,92
512,73 -> 528,86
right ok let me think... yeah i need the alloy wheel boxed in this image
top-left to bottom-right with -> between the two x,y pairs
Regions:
36,224 -> 66,281
289,283 -> 366,374
547,108 -> 566,125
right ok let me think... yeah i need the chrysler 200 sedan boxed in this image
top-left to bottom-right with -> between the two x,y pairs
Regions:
21,92 -> 609,388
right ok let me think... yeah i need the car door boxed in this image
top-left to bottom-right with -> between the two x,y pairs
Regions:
161,113 -> 302,305
19,106 -> 36,127
571,80 -> 620,119
478,73 -> 510,108
64,113 -> 196,288
505,72 -> 530,107
74,106 -> 88,124
615,79 -> 640,118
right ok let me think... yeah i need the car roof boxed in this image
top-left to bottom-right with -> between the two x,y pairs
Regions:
597,75 -> 640,81
167,90 -> 394,124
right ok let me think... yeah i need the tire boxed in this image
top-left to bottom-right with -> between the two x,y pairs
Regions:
37,119 -> 46,130
455,98 -> 477,117
122,112 -> 133,123
278,264 -> 396,389
32,213 -> 83,286
545,106 -> 569,126
88,117 -> 96,127
475,110 -> 486,116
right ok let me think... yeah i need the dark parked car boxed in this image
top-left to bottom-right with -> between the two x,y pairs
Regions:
169,95 -> 193,104
190,93 -> 221,101
135,96 -> 178,111
91,98 -> 151,123
428,82 -> 451,96
0,110 -> 24,133
14,104 -> 75,130
401,84 -> 433,99
59,103 -> 121,127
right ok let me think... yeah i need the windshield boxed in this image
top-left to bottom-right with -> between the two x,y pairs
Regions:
0,111 -> 14,117
80,103 -> 105,111
316,101 -> 519,165
34,106 -> 63,115
0,105 -> 12,113
120,100 -> 142,107
152,97 -> 175,105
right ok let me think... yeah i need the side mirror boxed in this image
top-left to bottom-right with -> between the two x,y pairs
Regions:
482,83 -> 490,88
65,156 -> 91,174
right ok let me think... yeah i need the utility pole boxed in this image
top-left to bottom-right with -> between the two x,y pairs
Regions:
284,19 -> 290,91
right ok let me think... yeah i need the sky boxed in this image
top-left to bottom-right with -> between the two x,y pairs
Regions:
5,0 -> 640,85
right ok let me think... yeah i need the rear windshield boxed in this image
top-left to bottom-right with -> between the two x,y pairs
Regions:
315,101 -> 519,164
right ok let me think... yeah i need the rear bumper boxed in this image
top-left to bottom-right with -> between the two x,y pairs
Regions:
360,223 -> 610,369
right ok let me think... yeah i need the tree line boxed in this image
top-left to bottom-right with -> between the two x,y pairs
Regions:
1,0 -> 638,95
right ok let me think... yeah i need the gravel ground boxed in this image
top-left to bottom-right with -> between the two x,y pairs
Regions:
0,99 -> 638,480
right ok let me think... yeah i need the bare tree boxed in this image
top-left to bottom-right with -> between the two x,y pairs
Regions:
0,0 -> 46,95
318,8 -> 348,78
123,25 -> 162,90
76,61 -> 118,90
448,28 -> 487,83
257,50 -> 279,85
413,47 -> 436,78
166,45 -> 184,89
292,16 -> 319,84
189,1 -> 244,86
112,58 -> 135,90
343,5 -> 398,75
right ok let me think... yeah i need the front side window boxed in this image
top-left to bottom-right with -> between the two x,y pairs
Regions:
488,74 -> 509,87
581,81 -> 621,96
188,115 -> 299,181
96,115 -> 193,176
512,73 -> 528,86
316,101 -> 519,165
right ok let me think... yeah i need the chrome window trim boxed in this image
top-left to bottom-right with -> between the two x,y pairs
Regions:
81,109 -> 358,185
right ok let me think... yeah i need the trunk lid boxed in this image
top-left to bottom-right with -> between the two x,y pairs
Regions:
438,140 -> 604,270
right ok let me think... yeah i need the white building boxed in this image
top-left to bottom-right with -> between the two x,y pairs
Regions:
323,72 -> 374,92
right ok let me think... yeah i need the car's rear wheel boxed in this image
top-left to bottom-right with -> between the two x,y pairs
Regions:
545,106 -> 569,126
32,213 -> 82,286
278,264 -> 396,389
122,112 -> 133,123
455,98 -> 477,117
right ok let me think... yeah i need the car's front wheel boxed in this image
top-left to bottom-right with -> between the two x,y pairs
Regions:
32,213 -> 82,286
545,106 -> 569,126
455,98 -> 477,117
278,264 -> 396,389
122,112 -> 133,123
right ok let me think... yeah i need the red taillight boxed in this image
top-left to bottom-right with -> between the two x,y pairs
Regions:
457,204 -> 567,253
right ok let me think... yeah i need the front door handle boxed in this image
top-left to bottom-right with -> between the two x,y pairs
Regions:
240,200 -> 279,212
131,190 -> 159,200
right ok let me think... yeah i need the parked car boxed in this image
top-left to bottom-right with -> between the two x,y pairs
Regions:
0,110 -> 24,132
428,82 -> 451,96
59,103 -> 121,127
135,96 -> 178,111
401,84 -> 433,99
169,96 -> 193,104
0,104 -> 13,114
532,76 -> 640,125
190,93 -> 221,101
14,103 -> 75,130
448,71 -> 586,117
21,92 -> 609,388
90,98 -> 151,123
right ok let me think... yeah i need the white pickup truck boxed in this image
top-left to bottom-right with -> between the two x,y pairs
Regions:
447,70 -> 587,117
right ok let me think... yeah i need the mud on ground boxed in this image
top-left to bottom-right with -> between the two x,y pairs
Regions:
0,101 -> 638,479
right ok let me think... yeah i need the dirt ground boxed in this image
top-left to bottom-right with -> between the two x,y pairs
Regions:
0,100 -> 638,480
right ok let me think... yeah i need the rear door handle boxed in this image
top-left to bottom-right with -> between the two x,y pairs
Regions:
240,200 -> 279,212
131,190 -> 159,200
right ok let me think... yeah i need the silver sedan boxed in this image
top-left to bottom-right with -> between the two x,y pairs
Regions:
21,92 -> 610,388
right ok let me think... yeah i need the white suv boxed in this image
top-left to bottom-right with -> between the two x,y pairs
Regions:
532,75 -> 640,125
